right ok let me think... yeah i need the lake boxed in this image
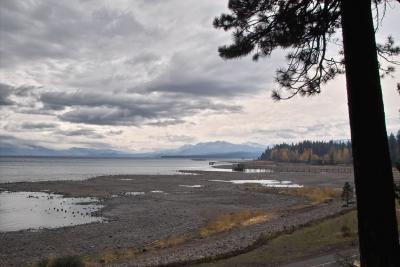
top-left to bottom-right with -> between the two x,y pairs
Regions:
0,157 -> 232,183
0,191 -> 104,232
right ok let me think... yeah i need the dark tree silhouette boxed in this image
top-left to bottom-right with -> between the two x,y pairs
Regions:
214,1 -> 400,266
341,182 -> 354,207
388,133 -> 398,164
259,140 -> 353,164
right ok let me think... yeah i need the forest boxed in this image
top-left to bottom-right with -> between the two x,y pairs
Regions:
260,132 -> 400,165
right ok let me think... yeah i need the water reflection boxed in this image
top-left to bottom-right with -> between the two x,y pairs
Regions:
210,179 -> 303,188
243,168 -> 273,173
0,191 -> 104,232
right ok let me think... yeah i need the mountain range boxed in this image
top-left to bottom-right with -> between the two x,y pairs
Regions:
0,140 -> 266,159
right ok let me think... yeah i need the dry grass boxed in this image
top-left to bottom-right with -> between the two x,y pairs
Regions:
199,210 -> 273,237
83,209 -> 272,266
249,186 -> 341,204
153,234 -> 191,248
193,210 -> 359,267
83,247 -> 141,265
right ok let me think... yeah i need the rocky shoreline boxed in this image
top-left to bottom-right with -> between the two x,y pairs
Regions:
117,201 -> 350,267
0,171 -> 352,267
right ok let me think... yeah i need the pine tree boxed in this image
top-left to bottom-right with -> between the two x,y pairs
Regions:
342,182 -> 354,207
214,1 -> 400,265
396,130 -> 400,164
388,133 -> 397,164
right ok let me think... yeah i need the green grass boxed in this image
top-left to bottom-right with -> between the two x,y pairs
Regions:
192,210 -> 358,267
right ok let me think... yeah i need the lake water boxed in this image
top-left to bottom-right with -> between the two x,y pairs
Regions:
0,191 -> 103,232
0,157 -> 231,183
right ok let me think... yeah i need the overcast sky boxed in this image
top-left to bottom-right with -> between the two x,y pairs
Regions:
0,0 -> 399,152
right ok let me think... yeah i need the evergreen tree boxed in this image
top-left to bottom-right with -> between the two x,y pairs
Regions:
260,140 -> 353,164
341,182 -> 354,207
388,133 -> 398,164
397,130 -> 400,164
214,1 -> 400,265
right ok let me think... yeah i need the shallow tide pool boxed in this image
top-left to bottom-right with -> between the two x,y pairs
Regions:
0,191 -> 104,232
210,179 -> 303,188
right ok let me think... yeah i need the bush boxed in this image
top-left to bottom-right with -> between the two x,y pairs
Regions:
37,259 -> 49,267
341,182 -> 354,207
340,225 -> 352,237
37,256 -> 85,267
232,163 -> 245,171
395,183 -> 400,204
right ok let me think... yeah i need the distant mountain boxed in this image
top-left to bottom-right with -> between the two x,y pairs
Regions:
0,142 -> 58,157
158,141 -> 265,159
0,143 -> 135,157
0,139 -> 266,159
160,152 -> 261,159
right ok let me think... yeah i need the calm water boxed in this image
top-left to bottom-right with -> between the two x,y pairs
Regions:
0,157 -> 230,183
0,191 -> 103,232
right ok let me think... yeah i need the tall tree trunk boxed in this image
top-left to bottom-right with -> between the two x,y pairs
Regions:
340,1 -> 400,266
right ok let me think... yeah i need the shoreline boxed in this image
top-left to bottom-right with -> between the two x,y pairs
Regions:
0,170 -> 353,266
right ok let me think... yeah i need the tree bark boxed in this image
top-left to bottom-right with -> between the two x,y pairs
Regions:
340,1 -> 400,266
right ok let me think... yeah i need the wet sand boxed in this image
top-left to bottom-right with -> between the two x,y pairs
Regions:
0,170 -> 352,266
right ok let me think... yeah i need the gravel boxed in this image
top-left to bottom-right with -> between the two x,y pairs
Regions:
0,171 -> 352,267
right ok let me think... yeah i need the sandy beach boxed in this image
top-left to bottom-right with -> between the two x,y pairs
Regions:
0,169 -> 355,267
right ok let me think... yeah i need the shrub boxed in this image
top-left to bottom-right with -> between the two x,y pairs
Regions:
37,259 -> 49,267
232,163 -> 245,171
340,225 -> 352,238
37,256 -> 85,267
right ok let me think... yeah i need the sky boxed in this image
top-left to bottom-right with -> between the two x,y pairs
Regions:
0,0 -> 399,152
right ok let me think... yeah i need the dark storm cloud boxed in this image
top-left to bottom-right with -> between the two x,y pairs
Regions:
107,130 -> 123,136
20,122 -> 58,130
0,0 -> 397,152
0,82 -> 40,99
0,0 -> 148,68
37,90 -> 242,126
146,79 -> 253,97
141,53 -> 268,97
146,119 -> 187,127
56,128 -> 104,138
0,83 -> 15,106
0,0 -> 271,130
13,85 -> 39,97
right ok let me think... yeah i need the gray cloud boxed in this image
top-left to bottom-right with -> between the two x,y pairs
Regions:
125,53 -> 161,66
56,128 -> 104,138
38,90 -> 242,126
107,130 -> 123,136
13,85 -> 40,97
141,52 -> 268,97
0,0 -> 397,151
20,122 -> 58,130
165,135 -> 196,143
0,0 -> 266,130
0,133 -> 112,153
251,121 -> 352,143
146,119 -> 187,127
0,83 -> 15,106
0,0 -> 149,68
